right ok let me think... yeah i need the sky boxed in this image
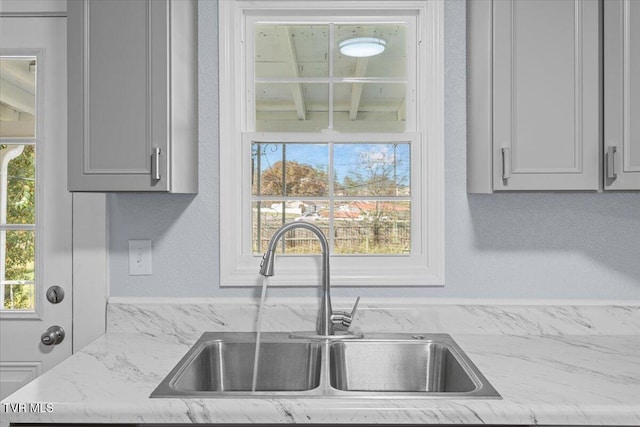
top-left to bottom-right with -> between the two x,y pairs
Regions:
253,142 -> 410,184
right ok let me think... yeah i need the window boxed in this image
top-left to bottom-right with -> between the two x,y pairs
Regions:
220,1 -> 444,287
1,56 -> 38,311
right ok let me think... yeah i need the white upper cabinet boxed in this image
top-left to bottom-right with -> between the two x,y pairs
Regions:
67,0 -> 198,193
468,0 -> 640,193
492,0 -> 601,191
605,0 -> 640,190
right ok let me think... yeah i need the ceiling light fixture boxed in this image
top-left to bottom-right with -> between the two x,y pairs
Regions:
339,37 -> 386,58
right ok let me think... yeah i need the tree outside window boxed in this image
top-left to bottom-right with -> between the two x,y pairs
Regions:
1,144 -> 36,310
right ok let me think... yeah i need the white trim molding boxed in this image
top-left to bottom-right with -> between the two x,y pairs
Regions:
72,193 -> 107,353
0,361 -> 41,400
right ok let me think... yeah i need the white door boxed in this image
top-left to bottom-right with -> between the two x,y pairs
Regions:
0,16 -> 72,400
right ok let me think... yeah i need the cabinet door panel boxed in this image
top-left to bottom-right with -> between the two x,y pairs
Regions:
87,0 -> 150,173
68,0 -> 169,191
605,0 -> 640,190
493,0 -> 600,191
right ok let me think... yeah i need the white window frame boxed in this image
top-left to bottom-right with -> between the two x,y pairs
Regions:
219,0 -> 444,287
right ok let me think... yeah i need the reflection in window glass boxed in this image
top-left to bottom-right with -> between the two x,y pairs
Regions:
255,83 -> 329,132
335,24 -> 406,78
0,58 -> 36,138
255,24 -> 329,78
333,83 -> 406,133
253,23 -> 408,133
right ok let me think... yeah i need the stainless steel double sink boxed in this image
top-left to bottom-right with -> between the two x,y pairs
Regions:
151,332 -> 500,399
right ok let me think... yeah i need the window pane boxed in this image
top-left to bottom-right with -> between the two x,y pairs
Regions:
1,144 -> 36,225
333,201 -> 410,254
3,283 -> 34,311
335,24 -> 406,78
334,143 -> 410,197
0,58 -> 36,137
255,24 -> 328,78
3,230 -> 35,281
255,83 -> 328,132
333,83 -> 406,132
252,142 -> 329,197
2,229 -> 35,310
252,201 -> 328,254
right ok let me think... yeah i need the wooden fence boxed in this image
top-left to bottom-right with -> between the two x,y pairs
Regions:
254,221 -> 410,254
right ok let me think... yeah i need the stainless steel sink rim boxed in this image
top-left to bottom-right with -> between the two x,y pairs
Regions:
150,332 -> 501,399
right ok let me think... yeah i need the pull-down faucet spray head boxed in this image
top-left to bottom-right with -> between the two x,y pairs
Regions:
259,249 -> 276,277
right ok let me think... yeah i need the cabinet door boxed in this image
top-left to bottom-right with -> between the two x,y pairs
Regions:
68,0 -> 169,191
492,0 -> 601,191
605,0 -> 640,190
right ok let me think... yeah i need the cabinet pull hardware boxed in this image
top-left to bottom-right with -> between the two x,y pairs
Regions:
501,147 -> 511,179
606,146 -> 617,180
151,147 -> 161,181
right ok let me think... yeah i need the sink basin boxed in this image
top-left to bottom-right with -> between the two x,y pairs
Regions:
151,332 -> 322,397
151,332 -> 500,399
330,338 -> 480,394
174,341 -> 321,392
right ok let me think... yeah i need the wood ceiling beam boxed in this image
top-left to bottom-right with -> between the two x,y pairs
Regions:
0,121 -> 34,137
278,26 -> 306,120
348,58 -> 369,121
347,25 -> 378,121
0,77 -> 35,116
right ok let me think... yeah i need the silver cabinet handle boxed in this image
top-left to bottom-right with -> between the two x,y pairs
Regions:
607,146 -> 617,180
151,147 -> 161,181
501,147 -> 511,179
41,326 -> 65,346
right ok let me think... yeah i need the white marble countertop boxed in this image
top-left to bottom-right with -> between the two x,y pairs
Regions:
2,300 -> 640,425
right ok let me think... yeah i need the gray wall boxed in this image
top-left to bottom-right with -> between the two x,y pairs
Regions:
108,0 -> 640,299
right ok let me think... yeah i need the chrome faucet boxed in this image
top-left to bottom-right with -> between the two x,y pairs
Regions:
259,222 -> 360,337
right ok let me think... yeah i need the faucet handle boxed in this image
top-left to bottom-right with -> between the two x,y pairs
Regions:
345,296 -> 361,328
332,297 -> 361,330
349,296 -> 360,318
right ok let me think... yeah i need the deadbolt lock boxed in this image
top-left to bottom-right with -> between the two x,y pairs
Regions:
46,285 -> 65,304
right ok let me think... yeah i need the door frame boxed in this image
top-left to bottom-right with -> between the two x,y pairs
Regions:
72,193 -> 107,352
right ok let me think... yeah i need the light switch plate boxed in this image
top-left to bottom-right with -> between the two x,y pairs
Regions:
129,240 -> 152,276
